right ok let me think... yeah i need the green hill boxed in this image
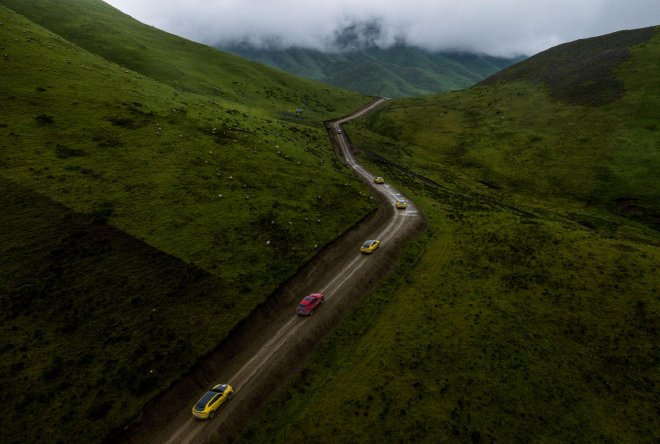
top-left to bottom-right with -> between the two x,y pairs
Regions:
480,27 -> 657,106
362,26 -> 660,229
221,43 -> 522,97
1,0 -> 364,111
0,1 -> 374,442
242,27 -> 660,442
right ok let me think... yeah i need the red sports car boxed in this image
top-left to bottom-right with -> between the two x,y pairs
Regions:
296,293 -> 325,316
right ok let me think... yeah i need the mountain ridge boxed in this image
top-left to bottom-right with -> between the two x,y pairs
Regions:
220,42 -> 523,97
480,26 -> 658,106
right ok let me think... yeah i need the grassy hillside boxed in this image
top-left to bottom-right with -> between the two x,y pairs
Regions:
360,27 -> 660,230
241,27 -> 660,442
0,2 -> 374,442
1,0 -> 364,114
1,179 -> 231,442
481,27 -> 657,106
222,43 -> 522,97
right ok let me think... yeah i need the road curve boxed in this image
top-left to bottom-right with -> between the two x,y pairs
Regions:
122,99 -> 423,444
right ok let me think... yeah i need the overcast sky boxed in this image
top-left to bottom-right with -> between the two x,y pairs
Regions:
104,0 -> 660,56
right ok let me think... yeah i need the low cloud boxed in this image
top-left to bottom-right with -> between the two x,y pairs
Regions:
106,0 -> 660,56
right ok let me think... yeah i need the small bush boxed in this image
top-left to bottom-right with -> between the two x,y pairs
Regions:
108,116 -> 137,128
88,400 -> 113,420
91,132 -> 123,148
35,114 -> 54,125
55,144 -> 86,158
90,201 -> 115,223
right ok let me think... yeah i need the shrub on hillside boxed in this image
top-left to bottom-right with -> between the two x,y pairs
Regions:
35,113 -> 54,125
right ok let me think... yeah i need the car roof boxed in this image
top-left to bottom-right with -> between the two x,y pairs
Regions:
195,391 -> 217,409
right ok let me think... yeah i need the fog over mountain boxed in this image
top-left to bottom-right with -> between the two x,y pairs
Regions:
104,0 -> 660,56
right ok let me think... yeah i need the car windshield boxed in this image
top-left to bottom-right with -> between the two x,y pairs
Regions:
195,391 -> 215,410
362,240 -> 373,248
212,384 -> 227,393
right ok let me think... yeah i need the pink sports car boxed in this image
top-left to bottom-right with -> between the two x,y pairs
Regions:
296,293 -> 325,316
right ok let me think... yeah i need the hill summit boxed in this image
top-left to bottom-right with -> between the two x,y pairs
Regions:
481,26 -> 657,106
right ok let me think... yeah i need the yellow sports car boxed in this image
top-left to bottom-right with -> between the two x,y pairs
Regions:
373,176 -> 385,184
360,239 -> 381,254
192,383 -> 234,419
395,198 -> 408,209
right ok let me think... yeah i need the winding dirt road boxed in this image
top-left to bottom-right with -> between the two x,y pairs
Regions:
119,98 -> 424,444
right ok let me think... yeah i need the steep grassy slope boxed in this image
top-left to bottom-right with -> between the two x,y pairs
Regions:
222,43 -> 522,97
361,27 -> 660,230
0,3 -> 373,443
0,3 -> 373,279
242,27 -> 660,442
481,27 -> 657,106
1,0 -> 363,114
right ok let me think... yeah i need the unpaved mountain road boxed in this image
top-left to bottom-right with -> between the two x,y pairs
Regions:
117,98 -> 424,444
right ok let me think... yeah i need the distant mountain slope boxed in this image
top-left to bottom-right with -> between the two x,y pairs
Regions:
221,43 -> 523,97
480,26 -> 657,105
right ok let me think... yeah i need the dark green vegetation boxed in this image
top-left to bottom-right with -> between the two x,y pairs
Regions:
0,179 -> 229,440
242,27 -> 660,442
0,1 -> 374,442
481,27 -> 656,106
222,43 -> 522,98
